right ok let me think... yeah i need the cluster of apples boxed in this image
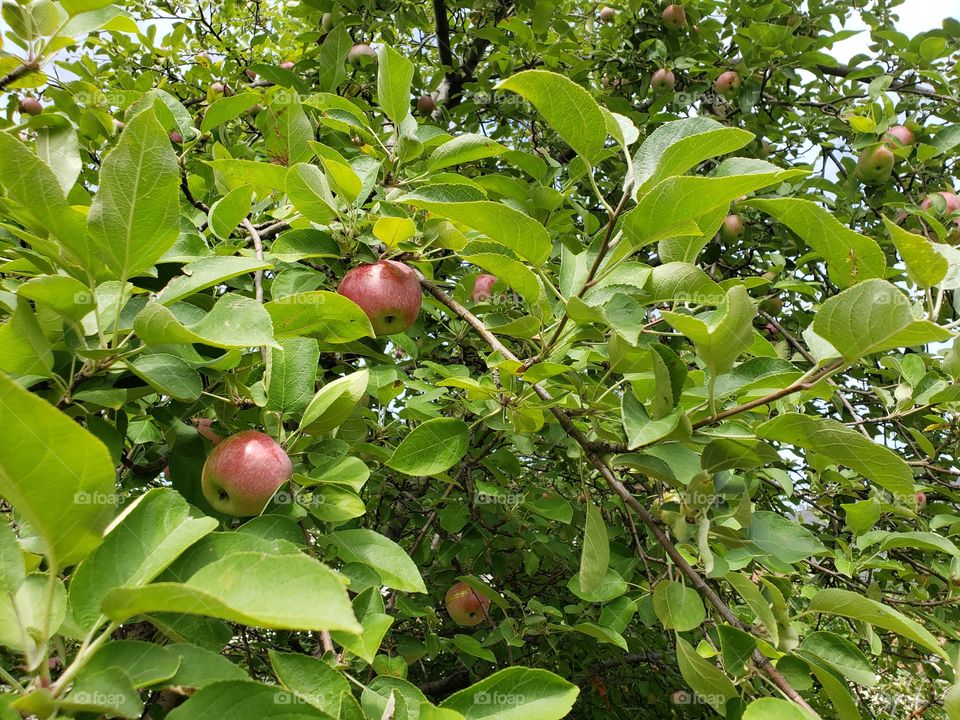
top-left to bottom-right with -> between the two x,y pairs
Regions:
855,125 -> 914,185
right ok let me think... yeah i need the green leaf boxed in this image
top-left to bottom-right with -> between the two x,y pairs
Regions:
200,94 -> 261,132
269,650 -> 351,715
813,279 -> 952,361
331,612 -> 393,664
60,667 -> 142,719
633,118 -> 754,195
578,502 -> 609,594
428,134 -> 507,171
156,256 -> 272,306
675,636 -> 737,715
266,338 -> 319,417
134,294 -> 278,349
653,580 -> 706,632
497,70 -> 606,164
725,573 -> 780,647
36,125 -> 81,194
883,217 -> 947,288
622,393 -> 687,449
805,588 -> 948,660
746,198 -> 885,288
661,285 -> 756,377
440,667 -> 579,720
396,185 -> 550,265
757,413 -> 915,501
61,0 -> 116,14
797,631 -> 878,687
319,157 -> 362,204
0,373 -> 115,568
567,568 -> 627,603
372,216 -> 416,248
206,159 -> 289,192
167,643 -> 249,689
87,109 -> 180,279
0,572 -> 66,652
102,551 -> 362,633
749,511 -> 826,565
16,275 -> 95,321
69,488 -> 218,631
0,521 -> 24,594
742,698 -> 820,720
0,303 -> 53,378
209,185 -> 255,240
287,163 -> 338,223
258,93 -> 313,167
377,44 -> 414,124
128,353 -> 203,401
317,25 -> 352,93
265,291 -> 374,342
386,417 -> 469,476
82,640 -> 180,688
166,680 -> 335,720
301,370 -> 368,434
460,244 -> 543,305
326,529 -> 427,593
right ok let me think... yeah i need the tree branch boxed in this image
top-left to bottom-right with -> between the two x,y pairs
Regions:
419,275 -> 816,713
0,61 -> 40,92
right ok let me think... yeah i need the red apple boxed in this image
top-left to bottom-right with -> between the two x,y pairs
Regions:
417,95 -> 435,115
856,145 -> 895,185
445,582 -> 490,626
651,68 -> 676,93
921,191 -> 960,215
883,125 -> 914,148
338,260 -> 422,336
719,214 -> 744,243
280,61 -> 296,70
662,4 -> 686,31
472,274 -> 497,303
18,97 -> 43,116
201,430 -> 292,516
714,71 -> 741,99
916,491 -> 927,507
169,131 -> 183,144
348,44 -> 377,64
599,6 -> 616,23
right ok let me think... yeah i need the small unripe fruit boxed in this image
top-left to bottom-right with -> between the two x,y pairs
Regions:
338,260 -> 422,336
245,69 -> 257,81
761,270 -> 777,281
719,214 -> 745,243
759,296 -> 783,315
916,491 -> 927,507
201,430 -> 292,516
169,131 -> 183,144
884,125 -> 914,148
18,97 -> 43,116
348,44 -> 377,64
416,95 -> 435,115
662,4 -> 686,31
651,68 -> 676,93
714,71 -> 741,99
445,582 -> 490,626
321,12 -> 335,32
856,145 -> 895,185
210,81 -> 226,94
279,61 -> 295,70
472,274 -> 497,303
599,6 -> 616,23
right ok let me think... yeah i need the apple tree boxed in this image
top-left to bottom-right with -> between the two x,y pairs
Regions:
1,0 -> 959,718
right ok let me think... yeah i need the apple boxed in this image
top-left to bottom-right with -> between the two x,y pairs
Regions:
855,145 -> 894,185
169,131 -> 183,144
348,44 -> 377,64
417,95 -> 435,115
651,68 -> 676,93
714,71 -> 741,99
916,491 -> 927,507
719,214 -> 744,243
472,274 -> 497,303
338,259 -> 422,336
599,6 -> 616,23
445,582 -> 490,626
662,4 -> 686,31
201,430 -> 292,516
321,12 -> 336,32
280,61 -> 296,70
883,124 -> 914,148
210,81 -> 226,95
759,296 -> 783,315
921,191 -> 960,215
18,97 -> 43,116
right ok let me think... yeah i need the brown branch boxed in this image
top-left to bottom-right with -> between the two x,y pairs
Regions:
0,61 -> 40,92
419,275 -> 816,713
431,0 -> 454,71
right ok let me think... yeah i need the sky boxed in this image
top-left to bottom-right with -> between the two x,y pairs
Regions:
831,0 -> 960,62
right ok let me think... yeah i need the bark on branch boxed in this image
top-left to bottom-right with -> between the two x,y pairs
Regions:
0,61 -> 40,92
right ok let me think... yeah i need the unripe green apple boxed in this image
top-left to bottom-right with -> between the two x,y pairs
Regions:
855,145 -> 895,185
651,68 -> 676,93
759,296 -> 783,315
201,430 -> 292,516
719,214 -> 745,243
662,4 -> 685,31
348,44 -> 377,64
338,260 -> 422,336
445,582 -> 490,626
714,71 -> 741,99
18,97 -> 43,116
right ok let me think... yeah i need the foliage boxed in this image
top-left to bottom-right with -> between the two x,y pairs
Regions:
1,0 -> 960,718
